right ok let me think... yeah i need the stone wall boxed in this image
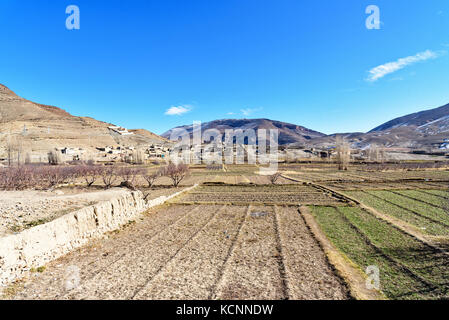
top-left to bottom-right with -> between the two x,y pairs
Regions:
0,185 -> 196,286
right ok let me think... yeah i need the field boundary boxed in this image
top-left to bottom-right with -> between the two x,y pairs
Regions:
273,206 -> 290,300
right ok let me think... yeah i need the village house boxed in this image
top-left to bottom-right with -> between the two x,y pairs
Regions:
108,126 -> 134,136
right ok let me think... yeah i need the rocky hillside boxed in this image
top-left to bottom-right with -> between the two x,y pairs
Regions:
0,84 -> 167,157
310,103 -> 449,150
370,103 -> 449,133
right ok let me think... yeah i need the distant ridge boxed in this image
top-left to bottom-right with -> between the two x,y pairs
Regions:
162,118 -> 326,145
163,103 -> 449,149
370,103 -> 449,133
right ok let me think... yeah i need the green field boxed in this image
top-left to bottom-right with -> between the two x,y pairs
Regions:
344,190 -> 449,238
310,205 -> 449,300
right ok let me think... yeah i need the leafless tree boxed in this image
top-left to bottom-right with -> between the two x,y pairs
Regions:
160,162 -> 190,187
143,169 -> 161,188
269,172 -> 282,184
335,136 -> 350,171
101,166 -> 118,189
368,144 -> 385,163
125,150 -> 145,165
48,150 -> 62,165
133,150 -> 145,165
6,135 -> 23,167
118,166 -> 144,189
80,163 -> 102,187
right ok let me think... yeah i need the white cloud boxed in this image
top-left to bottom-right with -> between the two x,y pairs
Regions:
165,105 -> 191,116
366,50 -> 441,82
240,107 -> 262,116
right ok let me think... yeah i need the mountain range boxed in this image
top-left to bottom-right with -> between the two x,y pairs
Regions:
1,83 -> 448,155
162,118 -> 326,145
163,104 -> 449,150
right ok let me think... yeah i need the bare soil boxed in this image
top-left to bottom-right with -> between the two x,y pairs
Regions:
7,204 -> 349,300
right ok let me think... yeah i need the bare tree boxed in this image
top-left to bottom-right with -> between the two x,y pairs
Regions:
269,172 -> 282,184
125,150 -> 145,165
80,163 -> 101,187
48,150 -> 62,165
143,169 -> 160,188
118,166 -> 144,189
101,166 -> 118,189
133,150 -> 145,165
368,144 -> 385,163
24,152 -> 32,165
335,136 -> 350,171
160,162 -> 190,187
6,135 -> 23,167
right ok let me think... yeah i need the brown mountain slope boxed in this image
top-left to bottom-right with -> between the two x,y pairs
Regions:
309,103 -> 449,150
0,84 -> 166,157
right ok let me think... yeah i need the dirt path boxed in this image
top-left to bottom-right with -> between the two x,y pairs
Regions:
8,204 -> 349,300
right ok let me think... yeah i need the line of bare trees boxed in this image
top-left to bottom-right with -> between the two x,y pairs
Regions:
0,161 -> 190,191
335,136 -> 351,171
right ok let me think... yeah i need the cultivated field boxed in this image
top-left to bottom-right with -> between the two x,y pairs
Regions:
2,163 -> 448,300
178,184 -> 346,206
8,204 -> 348,300
310,206 -> 449,299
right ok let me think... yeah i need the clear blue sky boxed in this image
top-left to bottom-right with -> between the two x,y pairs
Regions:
1,0 -> 448,135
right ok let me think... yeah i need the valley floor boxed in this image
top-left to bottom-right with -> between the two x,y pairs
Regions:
2,164 -> 449,300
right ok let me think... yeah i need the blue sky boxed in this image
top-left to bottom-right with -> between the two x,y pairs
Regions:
1,0 -> 448,135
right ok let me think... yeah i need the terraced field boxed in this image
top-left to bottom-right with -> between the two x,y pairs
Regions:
325,181 -> 449,191
10,204 -> 349,300
344,190 -> 449,239
310,206 -> 449,300
178,184 -> 346,205
286,169 -> 449,185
